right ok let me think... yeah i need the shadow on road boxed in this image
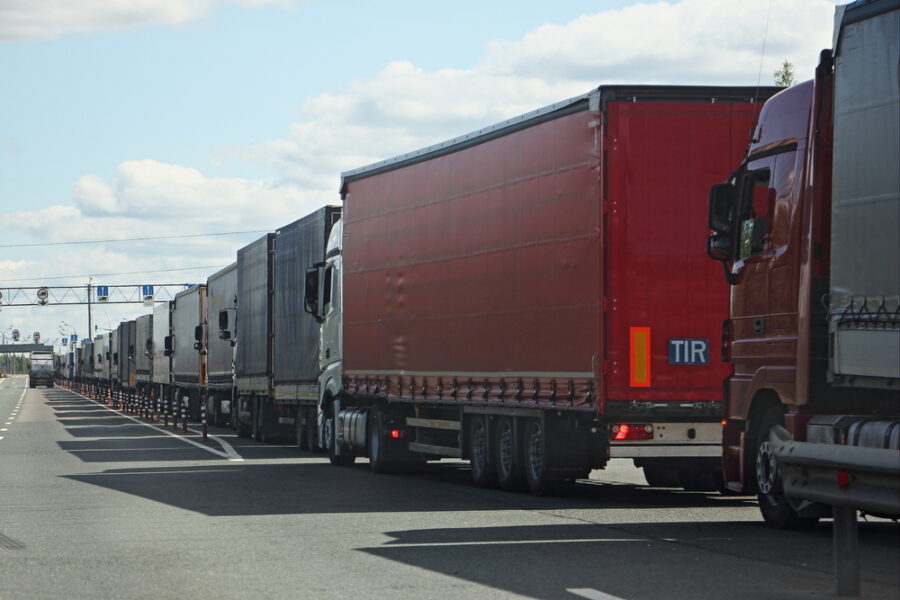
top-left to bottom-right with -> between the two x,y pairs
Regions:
358,522 -> 900,600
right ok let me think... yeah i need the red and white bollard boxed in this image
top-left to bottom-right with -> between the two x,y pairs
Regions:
201,401 -> 208,442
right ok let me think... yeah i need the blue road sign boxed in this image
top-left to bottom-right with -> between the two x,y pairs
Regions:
142,285 -> 154,297
70,334 -> 77,342
96,285 -> 109,299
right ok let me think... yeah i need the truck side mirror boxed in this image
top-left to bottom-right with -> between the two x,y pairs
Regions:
164,335 -> 173,356
218,310 -> 229,331
193,341 -> 203,351
194,325 -> 203,342
304,266 -> 323,321
218,330 -> 231,340
145,338 -> 153,351
707,233 -> 732,262
708,183 -> 736,234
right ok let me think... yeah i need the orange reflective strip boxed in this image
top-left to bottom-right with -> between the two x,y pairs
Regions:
630,327 -> 651,387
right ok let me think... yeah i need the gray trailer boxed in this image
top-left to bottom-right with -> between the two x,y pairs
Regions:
206,263 -> 237,426
94,334 -> 110,387
172,285 -> 207,421
81,340 -> 94,384
151,301 -> 173,408
234,234 -> 275,438
271,206 -> 341,447
134,313 -> 153,392
116,320 -> 137,391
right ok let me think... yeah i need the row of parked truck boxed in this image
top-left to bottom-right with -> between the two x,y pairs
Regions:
55,0 -> 898,527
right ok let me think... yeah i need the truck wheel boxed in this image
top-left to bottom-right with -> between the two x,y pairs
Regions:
368,407 -> 397,474
326,404 -> 355,466
252,398 -> 267,443
643,465 -> 680,488
296,408 -> 310,451
754,407 -> 819,529
495,417 -> 526,492
524,419 -> 553,495
468,416 -> 496,487
307,408 -> 320,453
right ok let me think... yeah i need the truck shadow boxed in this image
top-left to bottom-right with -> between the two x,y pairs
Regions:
356,522 -> 900,600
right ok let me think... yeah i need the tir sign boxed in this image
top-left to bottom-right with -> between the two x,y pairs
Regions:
668,338 -> 709,365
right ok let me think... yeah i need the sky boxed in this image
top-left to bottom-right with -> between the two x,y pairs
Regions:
0,0 -> 839,352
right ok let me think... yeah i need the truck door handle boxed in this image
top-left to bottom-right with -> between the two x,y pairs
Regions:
754,318 -> 765,334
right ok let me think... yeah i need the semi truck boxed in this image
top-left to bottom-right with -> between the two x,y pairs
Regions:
206,263 -> 237,427
706,0 -> 899,527
29,351 -> 54,388
171,285 -> 208,421
134,313 -> 153,398
304,84 -> 778,492
232,207 -> 342,445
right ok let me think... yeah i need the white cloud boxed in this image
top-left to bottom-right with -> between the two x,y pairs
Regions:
0,0 -> 290,42
246,0 -> 835,184
2,0 -> 840,344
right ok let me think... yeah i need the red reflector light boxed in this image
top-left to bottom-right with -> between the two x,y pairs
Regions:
836,470 -> 852,489
611,424 -> 653,441
389,429 -> 402,439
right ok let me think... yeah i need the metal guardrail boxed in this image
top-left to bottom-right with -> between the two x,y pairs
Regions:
770,425 -> 900,596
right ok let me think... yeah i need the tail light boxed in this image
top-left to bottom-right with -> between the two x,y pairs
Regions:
721,318 -> 733,362
389,429 -> 402,439
611,424 -> 654,441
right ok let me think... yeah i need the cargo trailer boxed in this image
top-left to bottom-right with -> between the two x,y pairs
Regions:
307,84 -> 779,492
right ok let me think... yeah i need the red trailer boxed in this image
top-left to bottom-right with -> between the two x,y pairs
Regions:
307,85 -> 779,493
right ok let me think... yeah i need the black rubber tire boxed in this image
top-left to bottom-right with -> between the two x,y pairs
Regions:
754,407 -> 819,529
524,419 -> 552,495
307,407 -> 320,453
296,408 -> 310,451
368,407 -> 396,474
643,465 -> 681,488
468,416 -> 496,487
678,469 -> 719,492
326,403 -> 355,466
495,417 -> 526,492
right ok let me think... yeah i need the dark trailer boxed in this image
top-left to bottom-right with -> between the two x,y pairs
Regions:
207,262 -> 238,426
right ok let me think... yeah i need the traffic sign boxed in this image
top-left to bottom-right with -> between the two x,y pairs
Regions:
33,332 -> 40,343
11,329 -> 19,341
96,285 -> 109,302
70,334 -> 77,343
37,287 -> 49,304
142,284 -> 154,306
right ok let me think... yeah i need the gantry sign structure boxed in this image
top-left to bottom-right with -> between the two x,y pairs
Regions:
0,284 -> 193,337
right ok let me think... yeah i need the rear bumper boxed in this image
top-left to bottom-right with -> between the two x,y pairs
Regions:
608,421 -> 722,458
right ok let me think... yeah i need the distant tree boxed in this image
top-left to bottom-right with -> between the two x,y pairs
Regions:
774,60 -> 795,87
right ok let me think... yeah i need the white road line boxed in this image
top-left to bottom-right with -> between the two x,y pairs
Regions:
68,388 -> 242,461
383,539 -> 641,548
567,588 -> 627,600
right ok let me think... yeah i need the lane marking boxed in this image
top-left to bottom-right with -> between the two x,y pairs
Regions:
66,388 -> 243,461
383,539 -> 642,548
568,588 -> 627,600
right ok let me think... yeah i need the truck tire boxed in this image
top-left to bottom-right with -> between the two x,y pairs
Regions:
325,403 -> 355,466
296,408 -> 310,451
468,416 -> 496,487
368,407 -> 397,474
495,417 -> 526,492
754,407 -> 819,529
307,408 -> 320,453
252,397 -> 267,443
642,465 -> 680,488
524,419 -> 552,495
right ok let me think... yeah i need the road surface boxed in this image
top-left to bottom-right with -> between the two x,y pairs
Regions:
1,375 -> 898,599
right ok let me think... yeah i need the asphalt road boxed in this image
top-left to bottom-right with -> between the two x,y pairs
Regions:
1,376 -> 898,600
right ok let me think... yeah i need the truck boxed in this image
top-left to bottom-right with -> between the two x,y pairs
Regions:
271,207 -> 341,448
234,234 -> 275,438
116,319 -> 137,396
134,313 -> 153,398
206,263 -> 237,427
706,0 -> 899,527
305,84 -> 778,492
152,301 -> 173,408
171,285 -> 208,421
29,350 -> 54,388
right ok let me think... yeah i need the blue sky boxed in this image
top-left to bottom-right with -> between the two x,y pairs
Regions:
0,0 -> 838,345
